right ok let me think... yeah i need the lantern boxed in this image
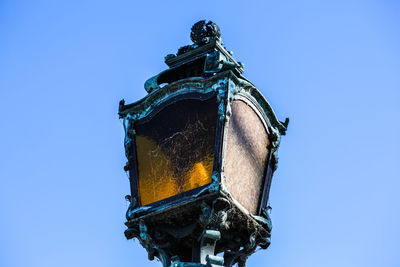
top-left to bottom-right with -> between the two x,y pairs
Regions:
119,20 -> 288,267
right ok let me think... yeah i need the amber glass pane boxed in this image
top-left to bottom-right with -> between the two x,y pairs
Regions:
135,97 -> 217,206
224,100 -> 270,214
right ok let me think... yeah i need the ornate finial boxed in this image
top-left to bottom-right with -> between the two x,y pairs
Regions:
175,20 -> 222,56
165,20 -> 243,76
190,20 -> 221,45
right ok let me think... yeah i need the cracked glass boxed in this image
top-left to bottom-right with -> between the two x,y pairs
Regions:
135,97 -> 217,206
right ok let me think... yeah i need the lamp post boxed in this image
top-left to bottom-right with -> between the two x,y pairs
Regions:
119,20 -> 288,267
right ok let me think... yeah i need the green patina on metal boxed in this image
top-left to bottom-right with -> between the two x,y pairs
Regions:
119,20 -> 288,267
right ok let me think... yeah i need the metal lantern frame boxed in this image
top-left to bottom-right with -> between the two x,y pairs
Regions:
119,20 -> 288,267
120,72 -> 286,219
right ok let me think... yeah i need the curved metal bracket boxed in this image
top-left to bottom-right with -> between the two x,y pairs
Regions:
138,220 -> 172,267
199,230 -> 222,265
223,232 -> 258,267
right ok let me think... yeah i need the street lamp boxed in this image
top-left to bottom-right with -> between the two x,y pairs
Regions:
119,20 -> 288,267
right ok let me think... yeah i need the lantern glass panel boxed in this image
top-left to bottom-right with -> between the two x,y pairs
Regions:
224,100 -> 270,214
135,97 -> 218,206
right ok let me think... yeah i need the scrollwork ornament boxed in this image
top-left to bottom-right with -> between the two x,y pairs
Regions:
223,232 -> 258,267
190,20 -> 221,45
216,82 -> 227,122
199,199 -> 231,231
137,220 -> 171,267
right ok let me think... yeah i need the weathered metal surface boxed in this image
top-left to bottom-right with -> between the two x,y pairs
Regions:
119,20 -> 288,267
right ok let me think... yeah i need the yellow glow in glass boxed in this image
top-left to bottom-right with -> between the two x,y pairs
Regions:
184,157 -> 213,191
136,136 -> 213,206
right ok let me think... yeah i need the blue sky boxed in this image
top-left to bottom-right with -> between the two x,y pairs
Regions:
0,1 -> 399,267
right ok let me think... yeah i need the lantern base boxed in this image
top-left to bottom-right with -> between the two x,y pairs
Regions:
125,196 -> 271,267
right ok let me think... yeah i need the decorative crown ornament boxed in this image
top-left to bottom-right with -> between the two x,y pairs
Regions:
191,20 -> 221,44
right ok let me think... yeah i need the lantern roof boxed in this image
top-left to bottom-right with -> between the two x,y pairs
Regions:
119,20 -> 288,135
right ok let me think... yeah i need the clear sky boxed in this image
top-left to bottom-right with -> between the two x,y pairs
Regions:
0,1 -> 399,267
